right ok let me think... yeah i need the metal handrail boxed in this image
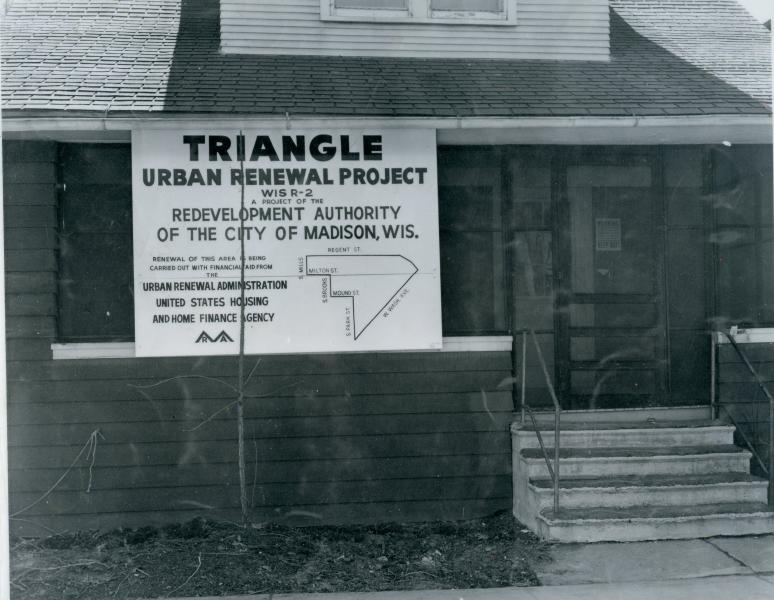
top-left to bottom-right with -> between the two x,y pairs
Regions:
519,330 -> 562,514
524,405 -> 555,481
713,330 -> 774,505
717,404 -> 769,475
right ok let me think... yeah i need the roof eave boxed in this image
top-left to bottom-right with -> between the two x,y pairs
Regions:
2,112 -> 771,146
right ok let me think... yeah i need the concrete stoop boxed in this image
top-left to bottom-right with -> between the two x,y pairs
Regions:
512,411 -> 774,542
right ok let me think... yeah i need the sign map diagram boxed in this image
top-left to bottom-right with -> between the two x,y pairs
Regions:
305,254 -> 419,339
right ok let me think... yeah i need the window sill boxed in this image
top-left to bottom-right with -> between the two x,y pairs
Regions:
52,342 -> 136,360
714,327 -> 774,344
51,336 -> 513,360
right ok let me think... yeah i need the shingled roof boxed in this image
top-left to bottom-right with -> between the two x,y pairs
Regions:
611,0 -> 771,102
1,0 -> 770,118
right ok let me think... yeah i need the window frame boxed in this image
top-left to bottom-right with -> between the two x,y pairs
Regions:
437,146 -> 509,336
321,0 -> 518,25
51,336 -> 514,360
56,142 -> 135,344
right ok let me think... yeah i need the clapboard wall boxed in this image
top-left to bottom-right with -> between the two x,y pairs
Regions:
220,0 -> 611,60
3,139 -> 514,536
717,342 -> 773,477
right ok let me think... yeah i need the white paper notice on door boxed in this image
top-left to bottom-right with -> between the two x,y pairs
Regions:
595,218 -> 622,252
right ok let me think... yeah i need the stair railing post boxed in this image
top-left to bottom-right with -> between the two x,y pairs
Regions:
554,409 -> 560,514
769,393 -> 773,506
710,331 -> 717,420
530,329 -> 561,514
521,330 -> 527,425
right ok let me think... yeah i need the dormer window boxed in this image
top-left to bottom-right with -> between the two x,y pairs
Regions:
321,0 -> 517,25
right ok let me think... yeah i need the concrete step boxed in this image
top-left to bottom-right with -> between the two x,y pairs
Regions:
519,445 -> 751,478
512,420 -> 734,449
527,405 -> 711,425
528,473 -> 768,510
536,502 -> 774,543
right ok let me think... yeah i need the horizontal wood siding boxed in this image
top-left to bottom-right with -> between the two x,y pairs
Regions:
3,141 -> 57,353
6,353 -> 514,535
219,0 -> 610,60
4,140 -> 514,535
717,343 -> 773,476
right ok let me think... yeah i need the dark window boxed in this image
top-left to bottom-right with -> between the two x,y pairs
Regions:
57,144 -> 134,341
437,147 -> 507,335
711,145 -> 774,327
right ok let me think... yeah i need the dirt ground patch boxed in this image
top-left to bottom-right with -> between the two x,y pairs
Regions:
10,511 -> 546,599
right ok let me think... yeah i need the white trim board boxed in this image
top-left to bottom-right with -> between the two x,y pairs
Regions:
51,336 -> 513,360
3,114 -> 772,145
714,328 -> 774,345
522,405 -> 712,424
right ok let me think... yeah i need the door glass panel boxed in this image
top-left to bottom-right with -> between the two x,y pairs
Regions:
570,303 -> 657,328
513,231 -> 553,329
568,186 -> 656,299
571,370 -> 655,395
571,336 -> 656,362
589,188 -> 654,295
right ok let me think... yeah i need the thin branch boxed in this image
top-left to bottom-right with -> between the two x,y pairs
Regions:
400,570 -> 439,580
166,552 -> 201,597
132,386 -> 165,421
181,400 -> 239,432
251,438 -> 258,508
18,560 -> 108,573
244,358 -> 262,387
129,375 -> 239,395
244,379 -> 303,399
181,379 -> 302,433
112,569 -> 135,597
237,132 -> 249,526
86,430 -> 105,493
10,429 -> 102,517
9,518 -> 60,536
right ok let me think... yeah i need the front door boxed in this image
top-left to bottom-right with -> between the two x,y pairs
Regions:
554,150 -> 668,409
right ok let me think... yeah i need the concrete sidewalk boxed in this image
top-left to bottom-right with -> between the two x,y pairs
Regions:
534,534 -> 774,585
168,575 -> 774,600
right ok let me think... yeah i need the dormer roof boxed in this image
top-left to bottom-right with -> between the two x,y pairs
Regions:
1,0 -> 770,118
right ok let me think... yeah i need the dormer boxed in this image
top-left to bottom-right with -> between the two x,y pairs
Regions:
219,0 -> 611,61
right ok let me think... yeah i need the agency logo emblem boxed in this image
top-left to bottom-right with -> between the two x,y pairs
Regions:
195,330 -> 234,343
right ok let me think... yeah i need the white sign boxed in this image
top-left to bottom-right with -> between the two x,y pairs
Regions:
132,128 -> 442,357
595,218 -> 622,252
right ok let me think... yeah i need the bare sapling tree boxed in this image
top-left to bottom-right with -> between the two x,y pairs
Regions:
131,134 -> 272,528
235,147 -> 249,525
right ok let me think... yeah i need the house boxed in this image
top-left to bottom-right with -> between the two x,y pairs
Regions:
2,0 -> 773,541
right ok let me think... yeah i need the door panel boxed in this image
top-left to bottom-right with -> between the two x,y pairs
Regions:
556,156 -> 667,409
